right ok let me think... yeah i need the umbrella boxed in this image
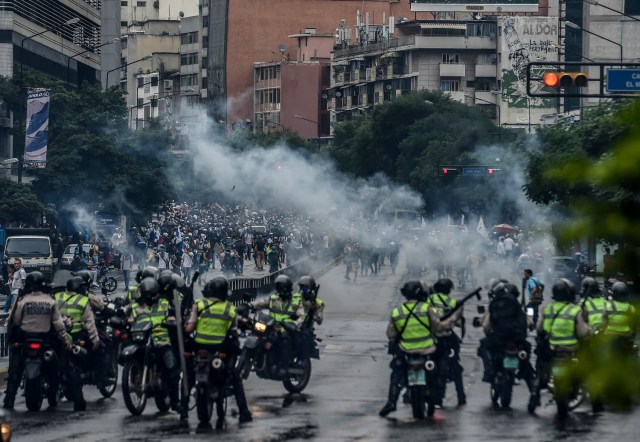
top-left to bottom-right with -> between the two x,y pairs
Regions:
491,223 -> 519,235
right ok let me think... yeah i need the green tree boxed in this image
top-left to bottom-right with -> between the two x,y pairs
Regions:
0,178 -> 47,224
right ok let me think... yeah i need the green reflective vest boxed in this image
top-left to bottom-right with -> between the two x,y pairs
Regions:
391,301 -> 435,352
54,291 -> 70,304
194,298 -> 236,345
542,302 -> 581,347
131,299 -> 170,343
582,297 -> 608,331
58,293 -> 89,335
428,293 -> 457,316
606,300 -> 634,337
268,294 -> 300,324
127,284 -> 140,302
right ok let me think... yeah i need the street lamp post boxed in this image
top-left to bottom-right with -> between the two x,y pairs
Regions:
17,17 -> 81,183
566,21 -> 623,63
105,55 -> 153,90
66,38 -> 119,88
464,94 -> 501,143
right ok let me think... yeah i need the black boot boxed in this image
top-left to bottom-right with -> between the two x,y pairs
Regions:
379,383 -> 401,417
234,380 -> 252,423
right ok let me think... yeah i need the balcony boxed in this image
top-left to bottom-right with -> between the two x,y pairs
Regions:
439,63 -> 466,77
474,91 -> 498,105
475,64 -> 497,77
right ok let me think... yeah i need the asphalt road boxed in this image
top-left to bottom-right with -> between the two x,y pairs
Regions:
5,253 -> 640,441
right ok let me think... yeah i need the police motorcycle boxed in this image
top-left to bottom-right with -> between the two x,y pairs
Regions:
119,313 -> 175,415
62,288 -> 129,400
18,335 -> 59,411
236,300 -> 319,394
402,287 -> 480,418
193,346 -> 234,424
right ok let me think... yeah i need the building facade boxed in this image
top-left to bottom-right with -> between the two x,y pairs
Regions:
0,0 -> 102,162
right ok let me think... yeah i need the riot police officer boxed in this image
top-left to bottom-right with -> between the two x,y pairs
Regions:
3,272 -> 70,409
185,276 -> 252,426
127,277 -> 182,412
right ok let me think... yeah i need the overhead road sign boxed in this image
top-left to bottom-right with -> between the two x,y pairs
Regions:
606,69 -> 640,92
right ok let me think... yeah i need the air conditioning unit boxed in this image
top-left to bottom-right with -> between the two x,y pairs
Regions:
346,96 -> 352,107
164,80 -> 173,90
396,89 -> 402,97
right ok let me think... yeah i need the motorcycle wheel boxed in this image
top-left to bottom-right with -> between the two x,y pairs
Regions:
409,385 -> 426,419
25,378 -> 44,411
98,350 -> 119,398
196,383 -> 213,424
282,357 -> 311,393
237,348 -> 253,380
103,277 -> 117,293
500,371 -> 514,408
153,372 -> 171,413
122,359 -> 147,415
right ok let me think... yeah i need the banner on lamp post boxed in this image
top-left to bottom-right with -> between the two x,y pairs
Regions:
24,88 -> 50,169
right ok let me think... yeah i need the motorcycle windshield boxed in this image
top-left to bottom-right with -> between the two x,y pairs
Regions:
257,311 -> 275,327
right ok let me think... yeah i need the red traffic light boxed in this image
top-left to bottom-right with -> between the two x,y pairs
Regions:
443,168 -> 448,175
543,72 -> 559,88
543,71 -> 588,88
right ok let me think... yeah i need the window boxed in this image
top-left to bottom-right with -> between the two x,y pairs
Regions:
440,80 -> 459,92
476,78 -> 497,91
201,56 -> 207,68
121,1 -> 128,5
137,98 -> 143,107
180,52 -> 198,66
442,53 -> 460,64
467,23 -> 496,37
626,0 -> 640,15
203,16 -> 209,28
180,74 -> 198,87
137,1 -> 146,6
121,21 -> 128,27
137,77 -> 144,87
180,32 -> 198,45
202,35 -> 209,47
201,77 -> 207,89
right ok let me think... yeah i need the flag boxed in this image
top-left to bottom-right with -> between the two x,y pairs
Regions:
477,216 -> 489,241
24,89 -> 50,169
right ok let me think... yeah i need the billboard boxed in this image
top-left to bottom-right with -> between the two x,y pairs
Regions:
499,17 -> 558,127
410,0 -> 539,13
24,89 -> 50,169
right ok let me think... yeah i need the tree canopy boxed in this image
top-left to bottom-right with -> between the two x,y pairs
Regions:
328,90 -> 523,220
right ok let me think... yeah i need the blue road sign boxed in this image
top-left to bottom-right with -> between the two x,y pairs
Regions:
462,167 -> 485,176
607,69 -> 640,92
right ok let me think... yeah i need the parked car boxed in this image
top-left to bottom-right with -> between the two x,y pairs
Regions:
60,244 -> 91,270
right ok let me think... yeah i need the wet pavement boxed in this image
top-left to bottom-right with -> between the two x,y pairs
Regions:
6,253 -> 640,441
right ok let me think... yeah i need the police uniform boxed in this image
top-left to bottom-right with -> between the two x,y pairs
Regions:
380,300 -> 453,415
4,291 -> 69,409
428,292 -> 466,405
185,297 -> 252,422
129,298 -> 181,409
537,301 -> 590,352
292,292 -> 325,326
581,296 -> 609,333
56,289 -> 102,409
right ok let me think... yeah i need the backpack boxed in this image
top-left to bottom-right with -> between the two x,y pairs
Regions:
489,295 -> 528,344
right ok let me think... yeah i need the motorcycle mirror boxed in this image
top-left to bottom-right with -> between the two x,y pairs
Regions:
472,317 -> 482,328
477,305 -> 486,314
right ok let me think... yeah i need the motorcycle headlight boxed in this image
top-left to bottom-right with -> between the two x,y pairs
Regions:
0,422 -> 11,442
254,322 -> 267,333
132,332 -> 145,342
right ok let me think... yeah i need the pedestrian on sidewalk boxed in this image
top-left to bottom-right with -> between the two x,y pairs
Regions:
121,251 -> 134,291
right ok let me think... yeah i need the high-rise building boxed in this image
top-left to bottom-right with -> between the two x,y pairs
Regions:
0,0 -> 102,161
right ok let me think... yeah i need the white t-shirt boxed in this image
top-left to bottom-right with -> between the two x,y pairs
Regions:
182,252 -> 193,268
11,268 -> 27,294
122,254 -> 133,271
496,242 -> 505,255
503,237 -> 514,251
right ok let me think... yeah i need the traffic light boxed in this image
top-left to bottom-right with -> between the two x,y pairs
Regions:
543,71 -> 588,88
440,167 -> 458,176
